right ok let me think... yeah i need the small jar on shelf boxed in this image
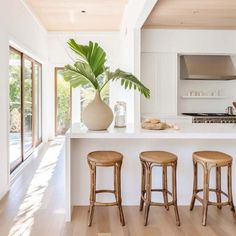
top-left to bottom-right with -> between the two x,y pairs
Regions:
114,101 -> 126,128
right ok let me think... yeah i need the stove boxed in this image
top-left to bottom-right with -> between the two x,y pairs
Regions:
182,113 -> 236,123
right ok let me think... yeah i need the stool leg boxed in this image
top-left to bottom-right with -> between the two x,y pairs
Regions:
162,165 -> 169,211
172,162 -> 180,226
202,165 -> 210,226
139,161 -> 146,211
216,166 -> 222,210
88,162 -> 96,227
227,163 -> 235,214
144,163 -> 151,226
115,162 -> 125,226
190,161 -> 198,211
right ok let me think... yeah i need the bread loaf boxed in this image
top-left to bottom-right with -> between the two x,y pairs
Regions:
141,117 -> 180,130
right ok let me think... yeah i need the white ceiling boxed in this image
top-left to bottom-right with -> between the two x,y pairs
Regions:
24,0 -> 127,31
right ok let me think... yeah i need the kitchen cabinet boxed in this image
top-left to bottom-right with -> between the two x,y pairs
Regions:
141,52 -> 177,118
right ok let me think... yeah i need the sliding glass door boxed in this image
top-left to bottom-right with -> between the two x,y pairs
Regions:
9,49 -> 22,169
34,62 -> 42,145
23,58 -> 33,156
9,47 -> 42,172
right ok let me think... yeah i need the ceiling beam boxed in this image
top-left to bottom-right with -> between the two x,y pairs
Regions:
121,0 -> 157,31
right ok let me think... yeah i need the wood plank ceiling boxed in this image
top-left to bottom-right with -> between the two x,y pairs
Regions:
24,0 -> 127,31
144,0 -> 236,29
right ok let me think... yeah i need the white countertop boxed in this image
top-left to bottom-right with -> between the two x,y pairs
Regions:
66,123 -> 236,139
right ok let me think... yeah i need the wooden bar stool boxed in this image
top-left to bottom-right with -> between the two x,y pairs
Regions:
87,151 -> 125,226
190,151 -> 235,226
139,151 -> 180,226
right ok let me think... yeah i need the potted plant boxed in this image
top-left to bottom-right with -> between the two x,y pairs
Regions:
63,39 -> 150,130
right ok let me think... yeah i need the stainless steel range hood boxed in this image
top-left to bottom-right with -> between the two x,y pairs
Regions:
180,55 -> 236,80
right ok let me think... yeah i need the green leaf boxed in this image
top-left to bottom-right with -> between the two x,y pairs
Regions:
121,79 -> 125,86
110,69 -> 150,98
67,39 -> 106,78
124,80 -> 128,89
63,63 -> 98,89
129,82 -> 132,89
64,39 -> 150,98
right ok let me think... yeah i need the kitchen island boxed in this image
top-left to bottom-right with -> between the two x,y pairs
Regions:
65,123 -> 236,221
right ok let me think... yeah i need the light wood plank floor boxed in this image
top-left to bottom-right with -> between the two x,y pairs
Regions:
0,139 -> 235,236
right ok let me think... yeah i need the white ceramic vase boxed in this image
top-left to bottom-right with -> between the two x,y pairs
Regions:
82,90 -> 113,130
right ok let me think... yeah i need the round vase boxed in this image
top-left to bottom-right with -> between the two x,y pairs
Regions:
82,91 -> 113,130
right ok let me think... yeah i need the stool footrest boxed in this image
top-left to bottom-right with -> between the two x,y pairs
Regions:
194,188 -> 230,207
94,202 -> 118,207
195,188 -> 228,197
141,195 -> 175,207
151,201 -> 175,207
95,189 -> 115,194
151,189 -> 172,196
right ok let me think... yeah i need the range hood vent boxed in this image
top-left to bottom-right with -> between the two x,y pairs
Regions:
180,55 -> 236,80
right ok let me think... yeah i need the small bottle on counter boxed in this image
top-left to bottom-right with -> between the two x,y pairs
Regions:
114,101 -> 126,128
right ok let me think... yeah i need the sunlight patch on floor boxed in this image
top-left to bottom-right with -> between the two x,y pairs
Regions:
8,140 -> 63,236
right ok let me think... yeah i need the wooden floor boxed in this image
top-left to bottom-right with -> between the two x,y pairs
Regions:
0,139 -> 236,236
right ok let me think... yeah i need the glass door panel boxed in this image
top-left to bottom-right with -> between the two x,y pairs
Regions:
23,58 -> 33,155
34,63 -> 42,145
55,68 -> 71,135
9,49 -> 22,170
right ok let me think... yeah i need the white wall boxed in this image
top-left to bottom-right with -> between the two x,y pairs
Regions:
141,29 -> 236,117
142,29 -> 236,53
47,32 -> 122,139
0,9 -> 9,199
0,0 -> 48,199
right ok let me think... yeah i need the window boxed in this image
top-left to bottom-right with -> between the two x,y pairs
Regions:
9,47 -> 42,172
55,68 -> 71,135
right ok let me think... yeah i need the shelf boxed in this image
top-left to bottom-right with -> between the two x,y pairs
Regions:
181,75 -> 236,80
181,96 -> 226,99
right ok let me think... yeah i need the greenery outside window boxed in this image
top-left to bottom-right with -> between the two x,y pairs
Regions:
55,68 -> 71,135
